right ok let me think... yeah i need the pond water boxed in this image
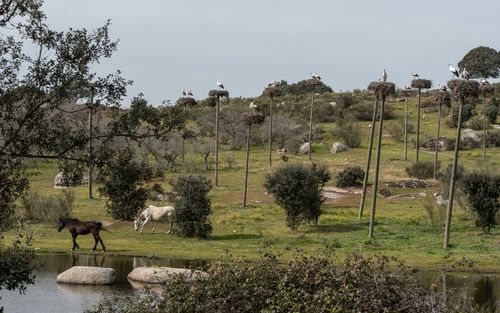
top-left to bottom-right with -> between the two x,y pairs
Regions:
0,253 -> 499,313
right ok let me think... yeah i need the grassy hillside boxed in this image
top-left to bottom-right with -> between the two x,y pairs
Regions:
4,91 -> 500,271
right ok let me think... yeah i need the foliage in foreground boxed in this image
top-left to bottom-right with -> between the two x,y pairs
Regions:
170,175 -> 213,238
335,166 -> 365,188
264,163 -> 330,230
405,161 -> 435,179
87,251 -> 477,313
461,172 -> 499,234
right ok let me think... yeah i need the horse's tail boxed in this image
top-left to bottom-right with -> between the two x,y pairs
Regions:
99,223 -> 112,233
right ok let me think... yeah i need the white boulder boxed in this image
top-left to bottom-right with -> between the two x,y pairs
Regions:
299,142 -> 310,154
127,267 -> 206,284
57,266 -> 115,285
330,142 -> 348,153
461,129 -> 481,144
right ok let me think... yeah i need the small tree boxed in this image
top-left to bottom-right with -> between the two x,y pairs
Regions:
458,46 -> 500,79
333,115 -> 362,148
461,172 -> 499,234
170,175 -> 212,238
264,163 -> 330,230
336,166 -> 365,188
98,148 -> 153,220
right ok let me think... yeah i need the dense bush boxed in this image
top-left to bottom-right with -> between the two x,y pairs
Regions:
386,119 -> 415,142
461,172 -> 499,234
170,175 -> 212,238
264,163 -> 330,230
405,161 -> 435,179
335,166 -> 365,187
485,103 -> 498,124
20,190 -> 75,223
333,116 -> 362,148
98,149 -> 153,220
467,115 -> 488,130
88,252 -> 476,313
447,102 -> 475,128
282,79 -> 333,95
484,130 -> 500,147
349,101 -> 395,121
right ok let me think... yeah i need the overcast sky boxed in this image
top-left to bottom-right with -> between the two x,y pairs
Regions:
43,0 -> 500,105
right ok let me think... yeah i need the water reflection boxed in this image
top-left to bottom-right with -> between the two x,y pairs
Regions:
0,253 -> 498,313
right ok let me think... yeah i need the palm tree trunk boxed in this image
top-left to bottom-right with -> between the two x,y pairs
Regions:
268,97 -> 273,167
243,126 -> 251,207
433,103 -> 442,179
404,93 -> 408,160
88,88 -> 95,199
215,96 -> 220,186
368,96 -> 385,238
416,89 -> 421,162
443,98 -> 464,249
308,86 -> 315,161
358,97 -> 379,219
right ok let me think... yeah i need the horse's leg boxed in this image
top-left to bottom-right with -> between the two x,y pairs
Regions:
140,216 -> 150,234
99,235 -> 106,252
92,233 -> 99,252
151,218 -> 155,234
72,233 -> 79,250
167,218 -> 173,234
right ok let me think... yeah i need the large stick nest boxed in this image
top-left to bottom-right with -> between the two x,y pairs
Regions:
479,84 -> 495,96
432,91 -> 451,108
306,79 -> 324,87
410,79 -> 432,89
208,90 -> 230,98
262,86 -> 283,98
241,111 -> 265,126
177,97 -> 197,107
447,79 -> 480,99
367,82 -> 396,98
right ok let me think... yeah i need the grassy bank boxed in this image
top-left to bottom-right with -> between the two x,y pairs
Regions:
3,96 -> 500,272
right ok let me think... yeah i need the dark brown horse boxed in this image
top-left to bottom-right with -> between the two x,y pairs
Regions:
57,218 -> 106,252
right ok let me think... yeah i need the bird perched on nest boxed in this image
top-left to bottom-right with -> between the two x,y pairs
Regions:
412,73 -> 419,78
461,66 -> 470,80
182,89 -> 187,96
438,83 -> 447,91
382,69 -> 387,82
249,101 -> 260,112
405,86 -> 412,90
310,73 -> 321,81
187,90 -> 193,97
267,80 -> 279,87
480,78 -> 490,85
449,63 -> 460,78
216,80 -> 224,89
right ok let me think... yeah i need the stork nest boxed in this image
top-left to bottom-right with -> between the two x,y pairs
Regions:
306,79 -> 324,87
241,112 -> 265,126
479,84 -> 495,96
432,91 -> 451,108
205,96 -> 217,107
410,79 -> 432,90
447,79 -> 480,99
177,97 -> 197,107
367,82 -> 396,98
208,90 -> 230,98
262,86 -> 283,98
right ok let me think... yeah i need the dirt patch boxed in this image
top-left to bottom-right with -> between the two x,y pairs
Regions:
387,192 -> 426,200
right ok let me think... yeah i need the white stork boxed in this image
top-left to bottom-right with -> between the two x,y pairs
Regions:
216,80 -> 224,89
187,90 -> 193,97
182,89 -> 187,96
438,83 -> 447,91
310,73 -> 321,81
405,86 -> 412,90
449,63 -> 460,78
268,80 -> 278,87
461,66 -> 470,80
382,69 -> 387,82
412,73 -> 419,78
249,101 -> 259,112
480,78 -> 490,85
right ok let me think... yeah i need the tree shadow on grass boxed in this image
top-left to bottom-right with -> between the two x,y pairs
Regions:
211,233 -> 261,241
303,223 -> 365,234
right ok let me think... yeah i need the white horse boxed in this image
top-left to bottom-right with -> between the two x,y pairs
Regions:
134,205 -> 175,234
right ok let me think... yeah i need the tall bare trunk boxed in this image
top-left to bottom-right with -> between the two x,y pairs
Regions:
483,94 -> 487,162
358,97 -> 379,219
268,97 -> 273,167
243,126 -> 251,207
404,94 -> 408,160
88,88 -> 95,199
368,96 -> 385,238
443,98 -> 463,249
416,89 -> 421,162
308,86 -> 315,161
433,103 -> 442,179
215,96 -> 220,186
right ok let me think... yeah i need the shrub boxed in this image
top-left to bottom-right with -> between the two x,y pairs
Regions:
20,190 -> 75,223
386,119 -> 414,142
88,251 -> 477,313
170,175 -> 212,238
98,148 -> 153,220
349,101 -> 395,121
333,116 -> 362,148
438,163 -> 466,203
335,166 -> 365,187
405,161 -> 435,179
461,172 -> 499,234
264,163 -> 330,230
484,130 -> 500,147
447,102 -> 475,128
467,115 -> 488,130
485,104 -> 498,124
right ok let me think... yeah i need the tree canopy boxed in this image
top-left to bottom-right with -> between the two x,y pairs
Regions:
458,46 -> 500,79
